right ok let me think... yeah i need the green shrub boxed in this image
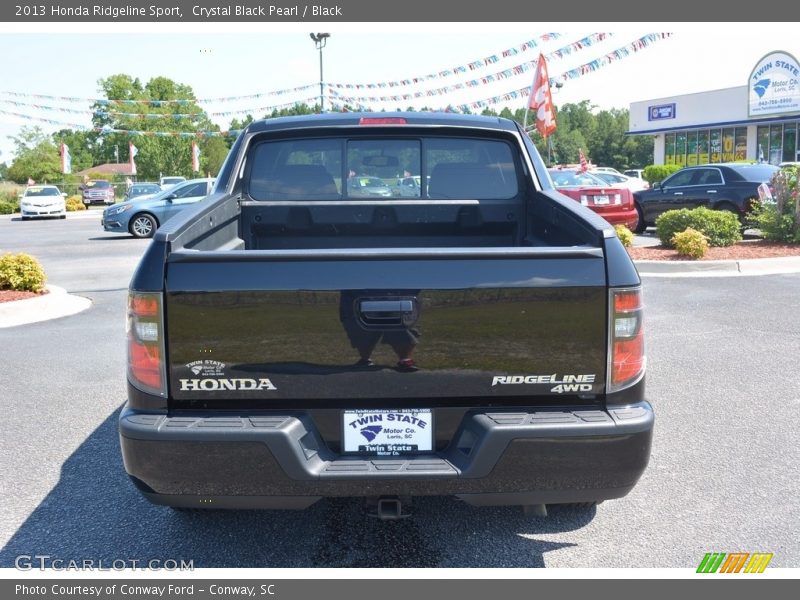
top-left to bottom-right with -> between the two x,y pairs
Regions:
748,166 -> 800,243
642,164 -> 683,185
614,224 -> 634,247
655,207 -> 742,247
0,201 -> 15,215
65,195 -> 86,211
672,228 -> 709,259
0,253 -> 47,292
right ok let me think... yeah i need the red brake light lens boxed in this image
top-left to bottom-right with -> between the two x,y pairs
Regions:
608,288 -> 645,392
358,117 -> 407,125
127,292 -> 166,396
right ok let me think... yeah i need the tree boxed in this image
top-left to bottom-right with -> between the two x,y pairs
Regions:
91,74 -> 224,180
199,137 -> 229,177
6,126 -> 62,183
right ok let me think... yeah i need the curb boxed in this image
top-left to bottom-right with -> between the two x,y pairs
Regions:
635,255 -> 800,277
0,285 -> 92,328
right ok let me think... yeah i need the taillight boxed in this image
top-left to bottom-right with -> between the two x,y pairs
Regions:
127,291 -> 166,396
607,287 -> 645,392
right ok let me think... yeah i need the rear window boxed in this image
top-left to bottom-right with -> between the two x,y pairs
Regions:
246,137 -> 519,201
729,164 -> 779,182
549,170 -> 607,187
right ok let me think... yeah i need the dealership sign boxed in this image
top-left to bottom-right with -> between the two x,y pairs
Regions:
648,103 -> 676,121
748,51 -> 800,117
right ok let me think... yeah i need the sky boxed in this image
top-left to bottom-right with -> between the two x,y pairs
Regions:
0,22 -> 797,162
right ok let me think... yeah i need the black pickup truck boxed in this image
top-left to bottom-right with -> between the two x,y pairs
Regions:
119,113 -> 652,519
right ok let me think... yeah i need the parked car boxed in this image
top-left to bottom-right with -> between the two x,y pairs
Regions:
623,169 -> 646,180
159,176 -> 186,189
347,176 -> 393,198
19,185 -> 66,220
81,179 -> 116,206
592,171 -> 649,192
548,168 -> 639,230
592,167 -> 623,176
102,177 -> 215,238
394,175 -> 422,197
632,163 -> 780,233
124,182 -> 161,201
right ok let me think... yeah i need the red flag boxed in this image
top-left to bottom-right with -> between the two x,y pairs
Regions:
579,148 -> 588,172
529,53 -> 557,138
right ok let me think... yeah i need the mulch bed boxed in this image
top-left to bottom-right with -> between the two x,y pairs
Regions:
627,240 -> 800,261
0,289 -> 48,303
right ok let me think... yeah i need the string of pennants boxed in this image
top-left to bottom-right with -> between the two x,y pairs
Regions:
0,83 -> 320,106
328,33 -> 672,105
0,108 -> 240,137
327,32 -> 609,91
0,33 -> 672,138
0,96 -> 322,119
326,32 -> 563,90
0,32 -> 648,125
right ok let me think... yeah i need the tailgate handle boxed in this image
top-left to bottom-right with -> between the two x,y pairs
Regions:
359,299 -> 417,328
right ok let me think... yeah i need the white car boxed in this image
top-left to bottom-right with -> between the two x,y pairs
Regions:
623,169 -> 646,180
592,167 -> 624,176
591,171 -> 650,192
19,185 -> 67,220
160,176 -> 187,190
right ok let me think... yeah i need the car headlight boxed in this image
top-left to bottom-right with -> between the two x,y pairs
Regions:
107,204 -> 133,216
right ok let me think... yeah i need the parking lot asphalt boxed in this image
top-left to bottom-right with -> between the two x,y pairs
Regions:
0,213 -> 798,568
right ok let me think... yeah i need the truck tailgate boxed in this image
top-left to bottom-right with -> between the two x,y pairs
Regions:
164,247 -> 608,406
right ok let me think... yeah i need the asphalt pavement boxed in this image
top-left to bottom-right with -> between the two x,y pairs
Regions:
0,211 -> 798,568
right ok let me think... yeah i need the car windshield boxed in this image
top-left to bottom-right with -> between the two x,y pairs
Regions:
86,180 -> 111,188
549,170 -> 608,188
25,187 -> 59,197
729,164 -> 780,181
351,177 -> 387,188
162,177 -> 184,185
130,185 -> 159,195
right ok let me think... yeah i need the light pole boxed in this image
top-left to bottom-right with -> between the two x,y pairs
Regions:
309,32 -> 330,113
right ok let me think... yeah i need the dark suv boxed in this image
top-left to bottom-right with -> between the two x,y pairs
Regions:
82,180 -> 116,206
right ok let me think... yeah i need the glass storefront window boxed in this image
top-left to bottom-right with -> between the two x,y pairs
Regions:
657,122 -> 800,166
709,130 -> 722,163
665,133 -> 676,165
686,131 -> 698,166
769,125 -> 783,165
697,129 -> 710,164
757,126 -> 769,162
721,128 -> 735,162
734,128 -> 747,161
782,124 -> 797,163
675,132 -> 687,166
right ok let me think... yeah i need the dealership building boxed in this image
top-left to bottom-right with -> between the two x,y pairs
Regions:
628,51 -> 800,166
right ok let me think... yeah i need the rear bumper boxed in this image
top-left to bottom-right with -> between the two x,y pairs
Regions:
591,207 -> 639,229
120,402 -> 653,509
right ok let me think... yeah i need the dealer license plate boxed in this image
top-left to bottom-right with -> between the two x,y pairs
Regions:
593,195 -> 609,205
342,409 -> 433,456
